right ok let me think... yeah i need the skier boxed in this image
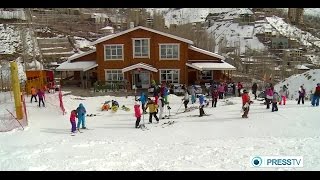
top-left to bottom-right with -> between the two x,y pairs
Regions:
138,92 -> 147,114
145,98 -> 159,123
111,100 -> 119,107
101,101 -> 110,111
211,88 -> 219,107
37,89 -> 45,107
190,85 -> 196,104
158,96 -> 165,119
265,85 -> 273,109
70,110 -> 77,133
311,83 -> 320,106
218,83 -> 225,99
76,103 -> 87,130
272,91 -> 280,112
252,82 -> 258,100
237,82 -> 243,97
199,94 -> 206,117
298,85 -> 306,105
134,101 -> 142,128
279,85 -> 288,105
241,89 -> 251,118
30,86 -> 38,103
182,90 -> 190,112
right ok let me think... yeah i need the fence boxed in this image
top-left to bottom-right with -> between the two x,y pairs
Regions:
0,91 -> 28,132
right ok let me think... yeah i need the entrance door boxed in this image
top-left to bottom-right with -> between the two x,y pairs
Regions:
133,71 -> 150,89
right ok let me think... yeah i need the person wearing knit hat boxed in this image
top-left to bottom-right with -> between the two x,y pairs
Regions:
311,83 -> 320,106
241,89 -> 250,118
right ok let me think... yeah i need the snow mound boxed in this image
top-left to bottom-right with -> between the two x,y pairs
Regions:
274,69 -> 320,100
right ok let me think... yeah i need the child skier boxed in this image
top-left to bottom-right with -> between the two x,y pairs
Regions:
134,101 -> 142,128
101,101 -> 110,111
70,110 -> 77,133
279,85 -> 288,105
37,89 -> 45,107
241,89 -> 251,118
182,90 -> 190,112
158,96 -> 165,119
272,91 -> 280,112
199,94 -> 206,117
30,86 -> 37,103
211,88 -> 219,107
298,85 -> 306,105
76,103 -> 87,129
145,98 -> 159,123
138,92 -> 147,114
190,85 -> 196,104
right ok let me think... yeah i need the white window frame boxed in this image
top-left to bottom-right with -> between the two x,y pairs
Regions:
104,69 -> 124,82
104,44 -> 124,61
159,43 -> 180,60
132,38 -> 150,59
159,69 -> 180,84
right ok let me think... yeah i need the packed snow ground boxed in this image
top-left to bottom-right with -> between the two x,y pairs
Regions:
0,91 -> 319,171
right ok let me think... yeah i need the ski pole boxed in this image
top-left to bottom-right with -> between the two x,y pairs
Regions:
175,102 -> 184,114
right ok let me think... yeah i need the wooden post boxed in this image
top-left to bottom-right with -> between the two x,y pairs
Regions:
10,61 -> 23,120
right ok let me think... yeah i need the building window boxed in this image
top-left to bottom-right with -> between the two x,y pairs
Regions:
104,44 -> 124,60
200,71 -> 212,80
133,38 -> 150,58
159,69 -> 179,84
159,44 -> 179,60
105,69 -> 123,81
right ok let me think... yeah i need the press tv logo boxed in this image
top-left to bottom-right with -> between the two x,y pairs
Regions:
250,156 -> 303,168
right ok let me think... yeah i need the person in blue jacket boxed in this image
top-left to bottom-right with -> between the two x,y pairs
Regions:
138,92 -> 147,113
199,94 -> 206,117
76,103 -> 87,130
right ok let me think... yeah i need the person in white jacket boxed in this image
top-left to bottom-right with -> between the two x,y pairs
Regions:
279,85 -> 288,105
158,96 -> 165,119
182,90 -> 190,112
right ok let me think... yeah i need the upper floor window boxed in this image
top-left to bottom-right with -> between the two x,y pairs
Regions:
133,38 -> 150,58
104,44 -> 124,60
159,44 -> 179,60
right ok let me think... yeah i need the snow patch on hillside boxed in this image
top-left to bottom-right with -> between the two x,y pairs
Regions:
274,69 -> 320,100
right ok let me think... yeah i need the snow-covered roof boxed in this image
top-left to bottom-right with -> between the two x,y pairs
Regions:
101,26 -> 114,30
186,61 -> 236,71
238,9 -> 253,15
188,46 -> 225,60
67,49 -> 96,62
296,65 -> 310,70
122,63 -> 158,73
56,61 -> 97,72
91,26 -> 194,46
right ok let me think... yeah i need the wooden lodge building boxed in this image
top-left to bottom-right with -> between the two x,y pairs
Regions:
56,26 -> 236,90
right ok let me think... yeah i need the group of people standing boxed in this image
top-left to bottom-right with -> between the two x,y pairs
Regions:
30,86 -> 45,107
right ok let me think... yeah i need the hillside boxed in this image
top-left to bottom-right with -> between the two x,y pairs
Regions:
274,69 -> 320,100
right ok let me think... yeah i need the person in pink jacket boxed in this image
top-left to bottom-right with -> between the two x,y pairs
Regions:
70,110 -> 77,133
134,101 -> 142,128
218,83 -> 225,99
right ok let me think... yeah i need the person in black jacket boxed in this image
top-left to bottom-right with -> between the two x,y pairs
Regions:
252,83 -> 258,100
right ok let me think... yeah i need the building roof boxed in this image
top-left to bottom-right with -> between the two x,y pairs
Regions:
296,65 -> 310,70
188,46 -> 225,60
186,61 -> 236,71
122,63 -> 158,73
56,61 -> 98,72
67,49 -> 96,62
91,26 -> 194,46
101,26 -> 114,30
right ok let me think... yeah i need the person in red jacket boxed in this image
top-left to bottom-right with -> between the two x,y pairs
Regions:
311,83 -> 320,106
241,89 -> 251,118
134,101 -> 142,128
70,110 -> 77,133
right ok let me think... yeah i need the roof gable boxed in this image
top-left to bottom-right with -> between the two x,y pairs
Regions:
188,46 -> 225,60
68,49 -> 96,62
91,26 -> 194,45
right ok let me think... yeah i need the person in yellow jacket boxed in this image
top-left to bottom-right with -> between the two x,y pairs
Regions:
145,98 -> 159,123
